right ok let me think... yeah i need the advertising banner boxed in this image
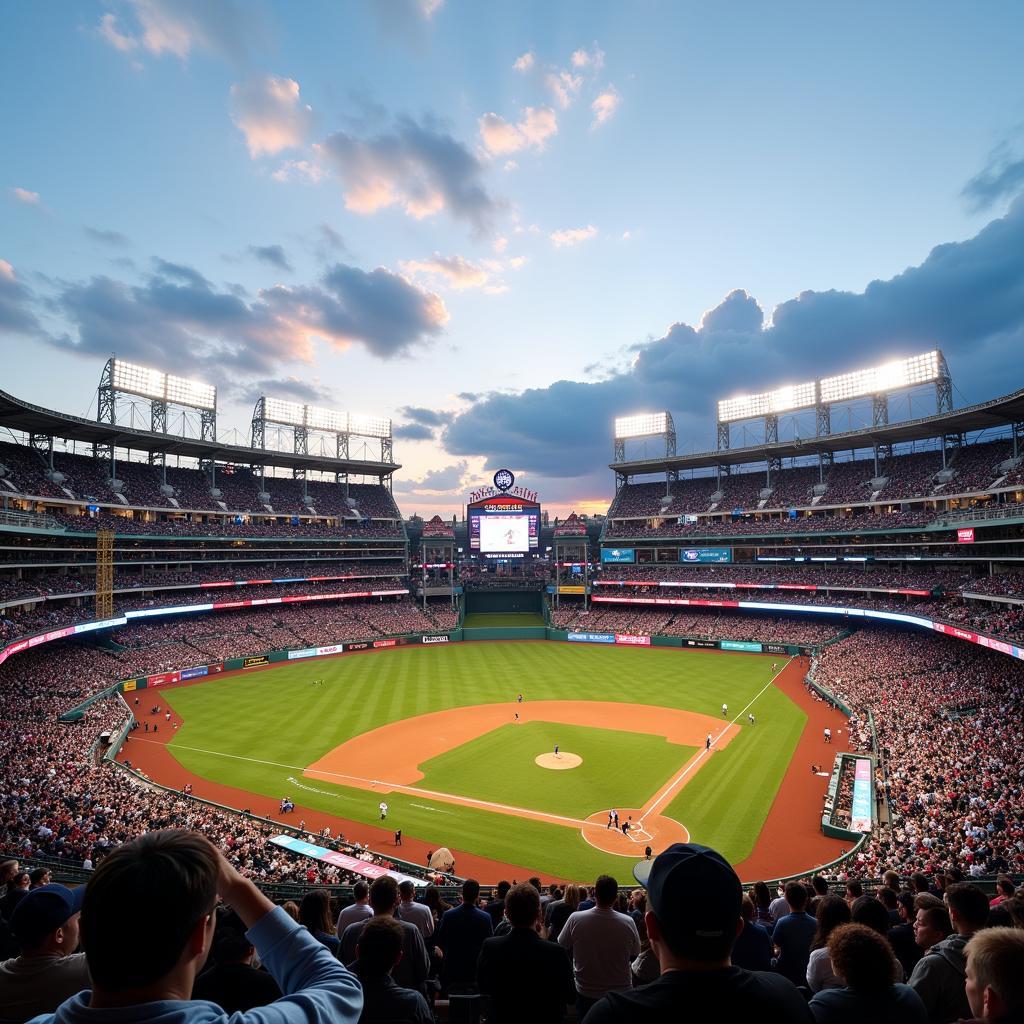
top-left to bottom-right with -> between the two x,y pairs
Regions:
684,639 -> 719,649
680,547 -> 732,563
558,585 -> 586,595
601,548 -> 635,563
180,666 -> 209,681
764,644 -> 789,655
147,671 -> 181,687
421,635 -> 450,644
122,679 -> 137,692
957,528 -> 975,544
373,639 -> 398,649
269,835 -> 427,887
720,640 -> 763,653
287,648 -> 318,660
567,632 -> 616,644
243,655 -> 269,669
615,634 -> 651,646
346,641 -> 371,652
208,664 -> 224,674
850,758 -> 873,832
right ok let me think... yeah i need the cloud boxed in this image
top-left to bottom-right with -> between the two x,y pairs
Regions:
550,225 -> 598,248
237,376 -> 334,404
230,76 -> 314,158
394,461 -> 468,494
571,44 -> 605,71
399,406 -> 448,427
442,195 -> 1024,479
400,254 -> 489,290
513,51 -> 535,72
9,187 -> 40,205
271,159 -> 325,184
96,0 -> 261,63
249,244 -> 293,272
418,0 -> 443,17
545,70 -> 582,109
32,257 -> 447,382
0,259 -> 46,337
962,135 -> 1024,212
478,106 -> 557,156
85,226 -> 130,246
319,114 -> 499,231
591,86 -> 621,128
493,236 -> 508,253
394,422 -> 436,441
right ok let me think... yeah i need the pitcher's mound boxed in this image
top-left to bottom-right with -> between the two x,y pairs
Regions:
535,752 -> 582,770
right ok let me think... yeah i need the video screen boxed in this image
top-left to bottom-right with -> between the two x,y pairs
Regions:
479,514 -> 530,553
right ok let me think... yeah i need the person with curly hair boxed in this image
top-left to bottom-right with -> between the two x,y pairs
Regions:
809,923 -> 926,1023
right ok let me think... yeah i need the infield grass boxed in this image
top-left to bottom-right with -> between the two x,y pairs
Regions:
161,642 -> 804,881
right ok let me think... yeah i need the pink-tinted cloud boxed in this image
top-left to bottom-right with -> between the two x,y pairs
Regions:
230,76 -> 314,158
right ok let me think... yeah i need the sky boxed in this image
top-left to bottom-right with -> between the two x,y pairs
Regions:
2,0 -> 1024,518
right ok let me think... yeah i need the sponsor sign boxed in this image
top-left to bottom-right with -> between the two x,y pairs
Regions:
269,835 -> 427,887
957,528 -> 975,544
208,663 -> 224,674
615,634 -> 651,646
720,640 -> 763,653
180,666 -> 209,680
243,655 -> 269,669
567,632 -> 616,644
346,641 -> 371,652
684,639 -> 719,649
850,758 -> 874,832
601,548 -> 635,563
558,585 -> 586,595
147,671 -> 181,687
289,643 -> 346,660
422,635 -> 450,644
764,644 -> 789,655
680,547 -> 732,564
373,639 -> 397,649
122,679 -> 137,692
288,648 -> 318,660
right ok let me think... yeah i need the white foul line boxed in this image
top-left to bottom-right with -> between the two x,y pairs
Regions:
640,664 -> 787,823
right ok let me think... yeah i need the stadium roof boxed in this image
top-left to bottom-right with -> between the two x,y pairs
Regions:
0,389 -> 399,476
611,386 -> 1024,475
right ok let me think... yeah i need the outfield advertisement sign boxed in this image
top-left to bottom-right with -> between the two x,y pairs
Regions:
243,655 -> 270,669
567,632 -> 616,644
601,548 -> 635,563
558,585 -> 587,595
720,640 -> 763,653
680,547 -> 732,563
684,639 -> 719,649
180,666 -> 209,680
269,835 -> 427,887
850,758 -> 874,832
615,634 -> 651,646
764,644 -> 789,655
288,644 -> 344,660
421,635 -> 450,644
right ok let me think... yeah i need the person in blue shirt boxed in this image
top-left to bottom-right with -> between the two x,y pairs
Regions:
731,895 -> 772,972
26,829 -> 362,1024
771,881 -> 818,986
434,879 -> 493,994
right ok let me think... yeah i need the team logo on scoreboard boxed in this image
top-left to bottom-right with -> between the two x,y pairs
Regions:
493,468 -> 515,492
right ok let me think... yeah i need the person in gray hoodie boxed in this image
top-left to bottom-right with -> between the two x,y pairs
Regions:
908,882 -> 990,1024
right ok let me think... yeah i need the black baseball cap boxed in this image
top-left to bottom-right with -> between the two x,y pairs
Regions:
10,883 -> 84,948
633,843 -> 741,950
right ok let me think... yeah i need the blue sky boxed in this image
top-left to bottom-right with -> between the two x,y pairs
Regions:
3,0 -> 1024,516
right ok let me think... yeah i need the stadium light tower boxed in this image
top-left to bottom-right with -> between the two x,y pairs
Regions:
613,411 -> 676,491
97,357 -> 217,440
716,381 -> 817,450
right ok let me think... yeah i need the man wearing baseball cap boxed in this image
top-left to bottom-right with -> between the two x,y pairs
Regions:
585,844 -> 812,1022
0,884 -> 90,1022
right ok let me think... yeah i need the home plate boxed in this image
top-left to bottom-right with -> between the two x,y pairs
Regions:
535,752 -> 582,770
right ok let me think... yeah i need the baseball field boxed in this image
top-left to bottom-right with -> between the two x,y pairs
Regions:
129,641 -> 847,882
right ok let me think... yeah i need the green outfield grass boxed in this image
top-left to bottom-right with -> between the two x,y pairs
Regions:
417,720 -> 697,818
461,611 -> 546,627
160,642 -> 804,880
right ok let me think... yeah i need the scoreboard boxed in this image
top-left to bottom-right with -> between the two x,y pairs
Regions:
468,496 -> 540,554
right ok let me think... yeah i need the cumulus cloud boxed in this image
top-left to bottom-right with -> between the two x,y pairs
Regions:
962,135 -> 1024,212
513,51 -> 535,72
27,257 -> 447,383
237,375 -> 334,404
478,106 -> 557,155
0,259 -> 46,337
230,76 -> 314,158
318,114 -> 498,231
248,244 -> 293,272
394,422 -> 435,441
550,225 -> 598,248
400,254 -> 489,290
394,461 -> 468,494
96,0 -> 261,62
443,196 -> 1024,479
571,44 -> 605,70
9,187 -> 40,205
591,86 -> 621,127
400,405 -> 449,427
